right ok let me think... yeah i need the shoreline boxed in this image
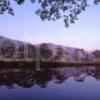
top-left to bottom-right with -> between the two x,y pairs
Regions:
0,61 -> 100,68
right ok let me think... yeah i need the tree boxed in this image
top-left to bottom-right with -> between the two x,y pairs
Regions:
0,0 -> 100,28
92,50 -> 100,58
1,41 -> 15,58
27,44 -> 36,59
17,44 -> 25,59
40,43 -> 52,59
54,47 -> 64,61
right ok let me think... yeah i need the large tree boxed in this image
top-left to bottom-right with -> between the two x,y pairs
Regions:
0,0 -> 100,27
92,50 -> 100,58
27,44 -> 36,59
54,47 -> 64,61
1,40 -> 15,58
40,43 -> 52,59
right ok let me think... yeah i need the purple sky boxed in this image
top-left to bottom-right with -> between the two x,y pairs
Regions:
0,0 -> 100,51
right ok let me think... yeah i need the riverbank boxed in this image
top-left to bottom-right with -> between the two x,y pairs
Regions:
0,61 -> 100,68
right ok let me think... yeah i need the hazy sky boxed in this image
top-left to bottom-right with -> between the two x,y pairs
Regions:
0,1 -> 100,51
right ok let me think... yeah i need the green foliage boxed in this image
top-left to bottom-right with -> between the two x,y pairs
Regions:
0,0 -> 100,28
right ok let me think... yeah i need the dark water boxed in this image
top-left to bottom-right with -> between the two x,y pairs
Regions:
0,66 -> 100,100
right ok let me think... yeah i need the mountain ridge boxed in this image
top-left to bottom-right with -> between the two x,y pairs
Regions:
0,35 -> 98,63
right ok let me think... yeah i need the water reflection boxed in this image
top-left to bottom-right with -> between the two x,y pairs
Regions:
0,66 -> 100,89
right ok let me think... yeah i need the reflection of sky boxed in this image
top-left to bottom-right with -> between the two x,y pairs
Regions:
0,1 -> 100,50
0,66 -> 100,100
0,77 -> 100,100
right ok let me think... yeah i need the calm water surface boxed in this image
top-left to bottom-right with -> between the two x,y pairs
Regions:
0,66 -> 100,100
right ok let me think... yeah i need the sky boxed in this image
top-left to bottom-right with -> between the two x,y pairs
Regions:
0,0 -> 100,51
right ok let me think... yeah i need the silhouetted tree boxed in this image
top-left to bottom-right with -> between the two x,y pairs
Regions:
0,0 -> 100,28
92,50 -> 100,58
27,44 -> 36,59
54,47 -> 64,61
1,41 -> 15,58
40,43 -> 52,59
55,73 -> 67,84
17,44 -> 24,59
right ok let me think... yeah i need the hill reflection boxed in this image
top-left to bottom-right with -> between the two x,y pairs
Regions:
0,66 -> 100,89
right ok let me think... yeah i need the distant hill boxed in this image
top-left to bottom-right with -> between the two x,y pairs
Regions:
0,35 -> 96,62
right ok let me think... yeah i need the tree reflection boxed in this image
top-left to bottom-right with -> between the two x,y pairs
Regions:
0,66 -> 100,89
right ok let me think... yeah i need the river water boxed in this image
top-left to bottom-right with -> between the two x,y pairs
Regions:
0,66 -> 100,100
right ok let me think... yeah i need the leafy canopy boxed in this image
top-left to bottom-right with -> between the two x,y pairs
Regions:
0,0 -> 100,27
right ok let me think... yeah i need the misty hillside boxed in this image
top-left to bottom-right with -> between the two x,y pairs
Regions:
0,35 -> 98,62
